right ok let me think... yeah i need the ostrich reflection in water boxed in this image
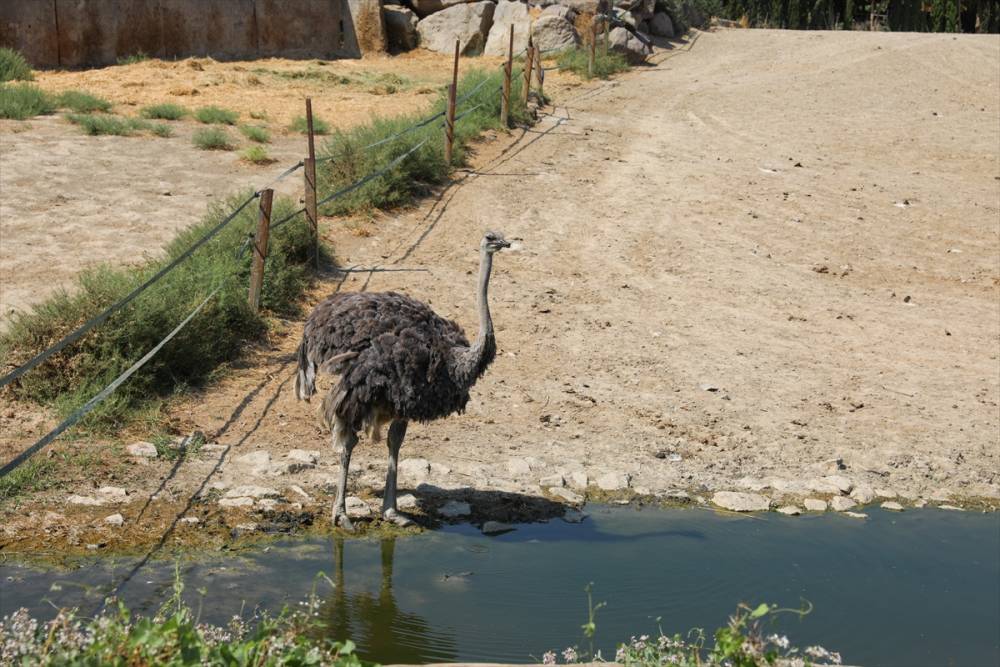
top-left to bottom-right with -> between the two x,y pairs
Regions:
321,538 -> 458,664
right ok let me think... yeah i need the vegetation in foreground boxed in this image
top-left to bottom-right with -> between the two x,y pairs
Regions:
0,83 -> 55,120
290,114 -> 330,135
56,90 -> 112,113
193,126 -> 235,150
0,192 -> 315,429
195,105 -> 239,125
0,47 -> 34,83
241,144 -> 276,164
555,48 -> 630,80
141,103 -> 188,120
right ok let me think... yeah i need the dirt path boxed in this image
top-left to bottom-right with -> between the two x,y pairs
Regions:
2,29 -> 998,552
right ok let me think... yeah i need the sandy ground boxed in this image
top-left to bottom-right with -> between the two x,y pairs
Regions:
1,29 -> 998,553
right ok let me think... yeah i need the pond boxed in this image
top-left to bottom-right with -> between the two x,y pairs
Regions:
2,506 -> 997,666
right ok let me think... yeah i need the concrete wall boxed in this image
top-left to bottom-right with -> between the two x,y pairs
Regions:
0,0 -> 367,68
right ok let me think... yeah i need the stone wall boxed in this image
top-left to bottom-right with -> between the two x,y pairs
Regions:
0,0 -> 382,68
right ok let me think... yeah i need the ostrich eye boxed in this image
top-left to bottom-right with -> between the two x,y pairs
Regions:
485,233 -> 496,241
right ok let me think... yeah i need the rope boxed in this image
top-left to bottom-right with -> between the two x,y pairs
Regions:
0,285 -> 224,478
314,111 -> 444,165
0,193 -> 259,390
258,160 -> 304,192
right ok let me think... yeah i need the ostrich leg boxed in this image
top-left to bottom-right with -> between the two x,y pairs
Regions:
332,417 -> 359,531
382,419 -> 414,527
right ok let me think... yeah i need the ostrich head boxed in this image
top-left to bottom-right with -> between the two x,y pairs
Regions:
481,231 -> 511,254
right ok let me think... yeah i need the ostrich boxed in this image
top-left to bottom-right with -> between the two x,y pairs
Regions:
295,231 -> 511,530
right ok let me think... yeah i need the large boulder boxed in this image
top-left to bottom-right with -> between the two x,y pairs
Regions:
541,4 -> 576,20
384,5 -> 420,50
531,15 -> 579,53
557,0 -> 600,13
649,11 -> 674,37
417,1 -> 497,55
345,0 -> 388,55
607,26 -> 651,63
411,0 -> 478,18
484,0 -> 532,56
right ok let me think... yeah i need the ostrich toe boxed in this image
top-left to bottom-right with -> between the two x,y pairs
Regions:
383,508 -> 414,527
335,512 -> 356,532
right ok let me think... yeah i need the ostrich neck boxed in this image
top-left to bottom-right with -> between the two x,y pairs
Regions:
451,249 -> 496,387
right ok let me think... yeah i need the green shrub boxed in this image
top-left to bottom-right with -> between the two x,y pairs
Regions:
195,105 -> 239,124
150,122 -> 173,138
193,126 -> 234,150
140,102 -> 188,120
239,123 -> 271,143
289,114 -> 330,135
241,145 -> 275,164
0,47 -> 34,82
317,68 -> 528,216
66,113 -> 150,136
0,192 -> 314,427
0,83 -> 55,119
117,51 -> 149,65
56,89 -> 112,113
555,48 -> 630,80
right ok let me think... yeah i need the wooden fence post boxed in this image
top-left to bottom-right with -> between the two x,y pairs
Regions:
304,98 -> 319,270
604,3 -> 610,55
445,39 -> 459,165
589,20 -> 597,77
500,25 -> 513,126
534,42 -> 544,100
523,39 -> 534,105
248,188 -> 273,313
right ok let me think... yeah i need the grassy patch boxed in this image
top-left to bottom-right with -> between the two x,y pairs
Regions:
195,105 -> 239,125
0,47 -> 34,82
555,47 -> 630,79
56,89 -> 112,113
66,113 -> 151,136
117,51 -> 149,65
150,122 -> 173,138
0,83 -> 55,120
193,126 -> 235,150
241,145 -> 276,164
0,458 -> 55,502
239,124 -> 270,143
289,114 -> 330,135
317,68 -> 528,216
0,192 -> 315,428
141,102 -> 188,120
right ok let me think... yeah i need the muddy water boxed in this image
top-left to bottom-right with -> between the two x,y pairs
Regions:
2,506 -> 997,666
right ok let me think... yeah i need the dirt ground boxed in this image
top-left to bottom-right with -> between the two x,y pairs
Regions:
1,29 -> 998,554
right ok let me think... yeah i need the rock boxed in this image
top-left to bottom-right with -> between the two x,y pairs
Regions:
103,513 -> 125,526
507,458 -> 533,475
649,12 -> 674,37
737,476 -> 769,492
699,382 -> 719,392
567,471 -> 588,489
803,498 -> 828,512
346,496 -> 373,519
843,511 -> 869,519
224,486 -> 279,499
256,498 -> 278,511
938,504 -> 964,511
659,489 -> 692,503
777,505 -> 801,516
913,498 -> 927,508
607,27 -> 652,64
235,451 -> 271,468
540,473 -> 565,488
98,486 -> 128,502
711,491 -> 770,512
557,0 -> 599,13
929,488 -> 951,501
881,501 -> 905,512
287,485 -> 312,501
619,10 -> 640,27
67,495 -> 102,506
809,475 -> 852,495
484,0 -> 531,55
219,497 -> 254,508
596,471 -> 631,491
397,493 -> 419,510
561,508 -> 587,523
232,522 -> 258,536
384,4 -> 420,51
345,0 -> 388,55
429,461 -> 452,476
127,442 -> 158,458
531,15 -> 579,53
438,500 -> 471,518
850,484 -> 876,504
179,516 -> 200,525
482,520 -> 515,535
541,5 -> 576,20
550,487 -> 583,504
874,487 -> 897,498
829,496 -> 857,512
417,2 -> 496,55
399,458 -> 431,481
410,0 -> 477,18
286,449 -> 319,469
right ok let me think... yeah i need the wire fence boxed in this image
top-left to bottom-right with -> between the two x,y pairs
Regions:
0,35 -> 556,481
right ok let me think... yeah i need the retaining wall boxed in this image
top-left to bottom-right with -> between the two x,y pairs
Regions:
0,0 -> 372,68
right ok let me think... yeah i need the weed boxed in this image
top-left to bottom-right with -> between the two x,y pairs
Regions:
239,124 -> 270,143
117,51 -> 149,65
0,458 -> 55,502
555,48 -> 630,79
0,192 -> 314,428
241,145 -> 276,164
66,113 -> 151,136
0,47 -> 34,82
56,89 -> 112,113
289,114 -> 330,135
193,126 -> 234,150
150,122 -> 173,138
140,102 -> 188,120
194,105 -> 239,125
0,83 -> 55,120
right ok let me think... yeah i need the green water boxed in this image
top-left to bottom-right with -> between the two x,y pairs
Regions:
2,506 -> 998,666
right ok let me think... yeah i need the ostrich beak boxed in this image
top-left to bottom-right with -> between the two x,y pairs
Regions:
500,239 -> 511,249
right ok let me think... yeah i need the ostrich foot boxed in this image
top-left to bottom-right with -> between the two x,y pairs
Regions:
383,508 -> 414,527
334,511 -> 355,533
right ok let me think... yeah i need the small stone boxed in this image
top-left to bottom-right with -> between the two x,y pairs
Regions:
344,496 -> 372,518
659,489 -> 691,503
830,496 -> 857,512
874,487 -> 897,499
567,471 -> 588,489
549,487 -> 583,504
103,513 -> 125,526
232,522 -> 258,536
397,493 -> 419,510
286,449 -> 319,472
98,486 -> 128,501
777,505 -> 801,516
881,501 -> 905,511
803,498 -> 828,512
429,461 -> 452,476
219,497 -> 254,508
811,475 -> 853,495
506,458 -> 533,475
711,491 -> 770,512
287,485 -> 312,501
399,458 -> 431,480
67,495 -> 102,506
482,520 -> 515,535
179,516 -> 200,525
699,383 -> 720,392
235,451 -> 271,467
224,486 -> 280,499
561,508 -> 587,523
126,442 -> 158,458
850,484 -> 876,504
539,473 -> 565,487
596,471 -> 631,491
256,498 -> 278,511
938,504 -> 964,511
438,500 -> 471,518
913,498 -> 927,508
843,511 -> 868,519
